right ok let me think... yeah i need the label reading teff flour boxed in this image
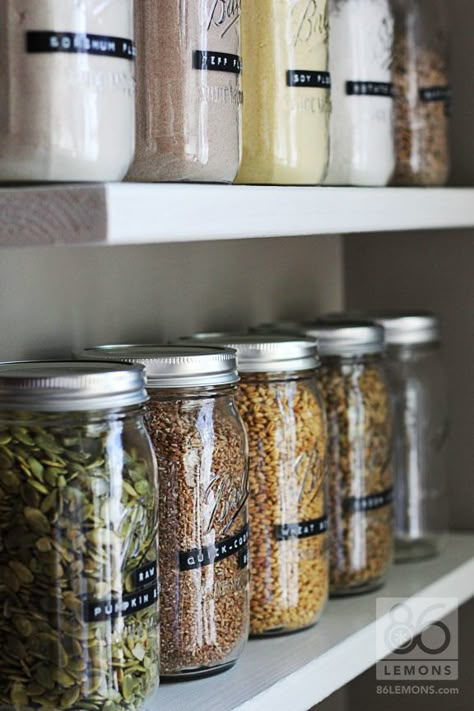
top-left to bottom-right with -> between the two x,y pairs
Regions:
346,81 -> 393,97
193,50 -> 241,74
26,31 -> 136,60
287,70 -> 331,88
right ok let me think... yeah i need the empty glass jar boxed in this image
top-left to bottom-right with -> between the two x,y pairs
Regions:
372,312 -> 449,561
81,345 -> 249,680
0,361 -> 159,711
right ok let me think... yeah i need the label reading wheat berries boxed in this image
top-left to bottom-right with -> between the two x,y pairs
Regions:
346,81 -> 394,98
26,31 -> 136,60
344,487 -> 393,514
274,515 -> 328,541
287,70 -> 331,88
179,524 -> 249,571
193,50 -> 241,74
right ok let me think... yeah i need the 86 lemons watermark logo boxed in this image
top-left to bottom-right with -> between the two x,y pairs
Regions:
376,598 -> 458,682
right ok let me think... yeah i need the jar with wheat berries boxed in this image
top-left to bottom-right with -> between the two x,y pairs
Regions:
180,333 -> 329,636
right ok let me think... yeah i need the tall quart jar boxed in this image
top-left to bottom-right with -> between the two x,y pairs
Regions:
181,334 -> 329,636
296,322 -> 394,595
0,0 -> 136,182
82,345 -> 249,679
370,312 -> 449,561
325,0 -> 395,186
391,0 -> 451,186
236,0 -> 331,185
127,1 -> 242,183
0,362 -> 159,711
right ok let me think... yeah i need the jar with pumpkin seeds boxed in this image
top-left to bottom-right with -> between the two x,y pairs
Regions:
0,362 -> 159,711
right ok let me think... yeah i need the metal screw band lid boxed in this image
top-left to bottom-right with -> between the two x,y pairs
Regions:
179,333 -> 320,372
368,311 -> 441,346
0,361 -> 148,412
80,345 -> 239,388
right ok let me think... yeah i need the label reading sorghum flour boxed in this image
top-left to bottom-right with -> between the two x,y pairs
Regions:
179,524 -> 249,571
274,515 -> 328,541
26,31 -> 136,59
344,487 -> 393,514
287,70 -> 331,88
193,50 -> 241,73
346,81 -> 393,97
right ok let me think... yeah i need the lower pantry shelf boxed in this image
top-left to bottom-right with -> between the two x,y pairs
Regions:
145,533 -> 474,711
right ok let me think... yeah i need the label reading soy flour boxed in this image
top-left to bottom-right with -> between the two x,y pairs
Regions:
179,524 -> 249,571
83,560 -> 158,623
274,515 -> 328,541
346,81 -> 393,97
193,50 -> 241,74
26,31 -> 136,60
287,70 -> 331,88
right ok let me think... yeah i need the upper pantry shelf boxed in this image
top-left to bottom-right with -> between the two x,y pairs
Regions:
146,533 -> 474,711
0,184 -> 473,248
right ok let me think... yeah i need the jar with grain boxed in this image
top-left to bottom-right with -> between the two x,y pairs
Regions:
391,0 -> 451,186
236,0 -> 331,185
325,0 -> 395,186
370,312 -> 449,562
0,0 -> 136,182
0,362 -> 159,711
181,334 -> 329,636
81,345 -> 249,679
127,1 -> 242,183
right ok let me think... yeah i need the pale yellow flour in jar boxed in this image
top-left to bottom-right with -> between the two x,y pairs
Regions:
236,0 -> 330,185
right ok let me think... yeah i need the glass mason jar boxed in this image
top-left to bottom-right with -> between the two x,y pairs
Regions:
371,313 -> 449,562
0,0 -> 136,182
0,362 -> 159,711
81,345 -> 249,679
325,0 -> 395,186
391,0 -> 451,186
236,0 -> 331,185
127,1 -> 242,183
295,322 -> 394,596
181,334 -> 329,636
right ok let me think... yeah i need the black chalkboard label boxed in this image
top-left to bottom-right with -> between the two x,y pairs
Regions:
179,524 -> 249,572
193,50 -> 241,74
274,515 -> 328,541
26,31 -> 136,60
419,86 -> 450,103
346,81 -> 394,97
287,70 -> 331,89
344,487 -> 393,514
83,581 -> 158,623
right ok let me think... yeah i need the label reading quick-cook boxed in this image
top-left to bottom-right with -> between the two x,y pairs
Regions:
287,70 -> 331,88
344,487 -> 393,514
179,524 -> 249,572
193,50 -> 241,74
346,81 -> 393,97
82,559 -> 159,623
274,515 -> 328,541
26,31 -> 136,60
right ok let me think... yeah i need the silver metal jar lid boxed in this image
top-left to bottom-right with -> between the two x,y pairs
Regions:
179,333 -> 319,372
368,311 -> 441,346
292,320 -> 385,357
80,345 -> 239,388
0,361 -> 148,412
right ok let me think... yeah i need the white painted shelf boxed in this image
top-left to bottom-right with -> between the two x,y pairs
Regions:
0,184 -> 473,247
145,533 -> 474,711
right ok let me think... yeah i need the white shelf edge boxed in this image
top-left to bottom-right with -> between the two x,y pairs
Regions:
0,184 -> 473,248
151,533 -> 474,711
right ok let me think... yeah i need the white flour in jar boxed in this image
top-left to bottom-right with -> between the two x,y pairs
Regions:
325,0 -> 395,186
0,0 -> 135,182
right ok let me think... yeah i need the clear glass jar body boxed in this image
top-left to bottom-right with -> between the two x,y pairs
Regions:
0,407 -> 159,711
0,0 -> 136,182
392,0 -> 450,186
325,0 -> 395,186
320,355 -> 393,595
146,385 -> 249,679
128,1 -> 242,183
236,370 -> 328,636
236,0 -> 330,186
385,343 -> 449,562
